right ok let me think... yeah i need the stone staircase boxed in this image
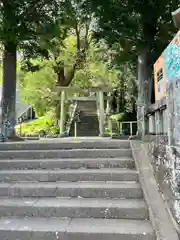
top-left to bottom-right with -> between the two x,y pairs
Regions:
69,101 -> 99,136
0,139 -> 155,240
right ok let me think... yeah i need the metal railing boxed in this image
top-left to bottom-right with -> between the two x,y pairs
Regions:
109,119 -> 137,137
66,102 -> 78,136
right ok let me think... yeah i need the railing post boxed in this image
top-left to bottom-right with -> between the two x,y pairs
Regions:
96,91 -> 99,117
109,119 -> 113,137
130,122 -> 133,136
59,90 -> 65,133
108,117 -> 112,135
74,122 -> 77,138
120,122 -> 122,135
99,90 -> 105,136
106,92 -> 111,114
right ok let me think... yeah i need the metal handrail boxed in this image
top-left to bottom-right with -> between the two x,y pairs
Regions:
109,119 -> 137,137
66,102 -> 77,135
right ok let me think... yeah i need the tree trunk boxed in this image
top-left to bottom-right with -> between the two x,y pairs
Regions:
137,48 -> 152,136
1,43 -> 17,137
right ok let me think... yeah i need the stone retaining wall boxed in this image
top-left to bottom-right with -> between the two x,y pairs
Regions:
143,135 -> 180,226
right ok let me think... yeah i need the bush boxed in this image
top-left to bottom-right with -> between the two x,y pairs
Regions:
49,126 -> 60,135
109,113 -> 125,121
16,112 -> 60,137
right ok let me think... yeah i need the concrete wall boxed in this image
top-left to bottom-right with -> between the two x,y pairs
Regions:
143,134 -> 180,226
145,94 -> 180,226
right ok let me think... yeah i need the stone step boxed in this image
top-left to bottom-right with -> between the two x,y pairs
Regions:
0,182 -> 143,198
77,119 -> 99,123
69,128 -> 99,137
78,115 -> 98,119
76,127 -> 99,132
0,217 -> 155,240
0,169 -> 138,182
77,125 -> 99,129
0,158 -> 135,170
0,149 -> 132,159
0,197 -> 148,219
77,128 -> 99,132
0,140 -> 130,151
79,119 -> 98,122
74,133 -> 100,137
72,130 -> 100,137
73,132 -> 99,137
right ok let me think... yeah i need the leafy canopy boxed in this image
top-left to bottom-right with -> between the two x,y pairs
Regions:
0,0 -> 62,46
19,36 -> 121,117
86,0 -> 179,63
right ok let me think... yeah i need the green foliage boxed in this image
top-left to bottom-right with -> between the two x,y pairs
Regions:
72,41 -> 120,88
83,0 -> 179,127
0,0 -> 65,136
19,37 -> 121,118
0,0 -> 60,45
118,64 -> 137,113
49,126 -> 60,135
87,0 -> 179,64
20,0 -> 94,89
109,113 -> 125,121
19,61 -> 56,117
15,0 -> 138,120
16,111 -> 59,136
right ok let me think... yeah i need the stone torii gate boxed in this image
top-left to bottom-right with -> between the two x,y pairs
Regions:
54,86 -> 114,136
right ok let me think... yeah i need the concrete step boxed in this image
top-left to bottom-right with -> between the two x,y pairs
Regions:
80,118 -> 98,121
75,133 -> 100,137
0,158 -> 135,170
76,125 -> 98,128
0,217 -> 155,240
73,132 -> 99,137
76,128 -> 99,132
77,128 -> 99,132
73,130 -> 100,137
0,149 -> 132,159
0,169 -> 138,182
0,140 -> 130,151
0,182 -> 143,198
77,120 -> 99,124
71,124 -> 100,136
0,197 -> 148,219
78,116 -> 98,120
77,126 -> 99,129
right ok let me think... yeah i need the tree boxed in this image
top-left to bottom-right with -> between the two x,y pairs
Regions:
21,33 -> 93,117
0,0 -> 60,137
72,41 -> 120,89
44,1 -> 93,87
21,0 -> 94,88
19,0 -> 96,124
19,38 -> 121,119
86,0 -> 179,134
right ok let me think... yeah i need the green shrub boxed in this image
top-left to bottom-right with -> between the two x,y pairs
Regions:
49,126 -> 60,135
109,113 -> 125,121
16,112 -> 59,136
